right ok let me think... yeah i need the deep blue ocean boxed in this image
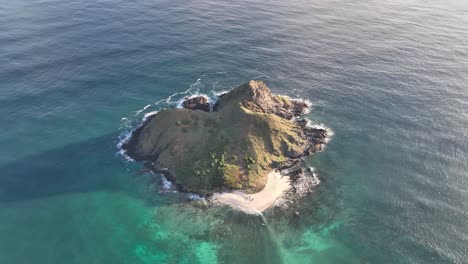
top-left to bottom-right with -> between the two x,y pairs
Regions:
1,0 -> 467,263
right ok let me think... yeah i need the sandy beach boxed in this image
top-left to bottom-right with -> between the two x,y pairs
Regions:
211,171 -> 291,214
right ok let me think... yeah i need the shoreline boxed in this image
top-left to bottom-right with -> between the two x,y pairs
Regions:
210,170 -> 291,214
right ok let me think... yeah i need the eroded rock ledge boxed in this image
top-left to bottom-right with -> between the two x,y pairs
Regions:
122,80 -> 328,194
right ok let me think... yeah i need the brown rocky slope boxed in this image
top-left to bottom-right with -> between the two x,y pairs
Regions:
122,80 -> 328,194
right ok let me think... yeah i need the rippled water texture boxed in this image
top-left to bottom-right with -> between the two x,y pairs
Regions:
1,0 -> 467,263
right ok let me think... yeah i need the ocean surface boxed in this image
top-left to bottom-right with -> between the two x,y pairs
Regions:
1,0 -> 468,263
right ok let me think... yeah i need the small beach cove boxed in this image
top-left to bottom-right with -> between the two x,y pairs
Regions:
211,170 -> 290,214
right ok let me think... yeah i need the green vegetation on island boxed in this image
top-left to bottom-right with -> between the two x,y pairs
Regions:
122,80 -> 328,194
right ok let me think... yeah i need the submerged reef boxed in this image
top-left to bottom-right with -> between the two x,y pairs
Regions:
122,80 -> 328,194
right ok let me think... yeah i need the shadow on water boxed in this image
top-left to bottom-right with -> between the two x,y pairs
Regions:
0,133 -> 128,203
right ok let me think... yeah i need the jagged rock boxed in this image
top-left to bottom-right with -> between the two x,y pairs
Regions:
292,100 -> 310,116
182,96 -> 210,112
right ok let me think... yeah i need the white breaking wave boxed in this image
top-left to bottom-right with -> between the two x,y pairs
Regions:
159,175 -> 178,193
293,98 -> 312,114
187,193 -> 204,201
116,126 -> 135,161
304,120 -> 334,144
143,110 -> 159,121
308,167 -> 321,186
134,104 -> 152,116
277,94 -> 313,115
214,90 -> 229,96
117,148 -> 135,162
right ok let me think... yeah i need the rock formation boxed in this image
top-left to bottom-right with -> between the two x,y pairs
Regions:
182,96 -> 210,112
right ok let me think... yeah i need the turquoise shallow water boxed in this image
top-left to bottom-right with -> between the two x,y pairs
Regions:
1,0 -> 468,263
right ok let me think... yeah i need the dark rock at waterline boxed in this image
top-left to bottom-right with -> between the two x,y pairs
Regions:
291,100 -> 310,116
182,96 -> 210,112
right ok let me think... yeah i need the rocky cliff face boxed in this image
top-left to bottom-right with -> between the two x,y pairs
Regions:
122,80 -> 328,194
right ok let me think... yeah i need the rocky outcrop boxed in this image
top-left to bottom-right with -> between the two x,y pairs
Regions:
182,96 -> 210,112
213,81 -> 310,120
122,80 -> 329,194
297,119 -> 328,153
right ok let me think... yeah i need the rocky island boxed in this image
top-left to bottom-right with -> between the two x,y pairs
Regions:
122,80 -> 328,213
